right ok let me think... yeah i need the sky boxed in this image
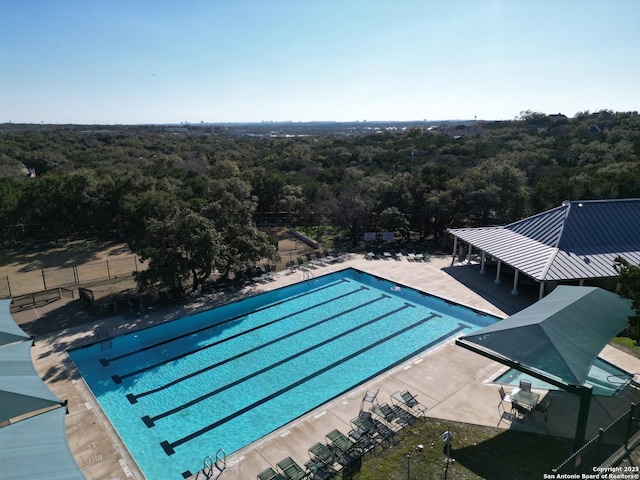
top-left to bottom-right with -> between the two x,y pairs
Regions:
1,0 -> 639,124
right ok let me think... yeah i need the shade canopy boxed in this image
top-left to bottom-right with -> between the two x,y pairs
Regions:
458,286 -> 634,386
0,299 -> 30,346
0,408 -> 85,480
0,341 -> 61,423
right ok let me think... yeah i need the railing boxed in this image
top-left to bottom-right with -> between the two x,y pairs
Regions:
196,449 -> 225,479
553,402 -> 640,474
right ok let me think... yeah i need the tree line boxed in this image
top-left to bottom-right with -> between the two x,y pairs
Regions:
0,109 -> 639,297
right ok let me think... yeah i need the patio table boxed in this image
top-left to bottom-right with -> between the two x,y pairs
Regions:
511,388 -> 540,409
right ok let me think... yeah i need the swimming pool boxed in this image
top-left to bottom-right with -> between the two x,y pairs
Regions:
68,268 -> 498,480
495,357 -> 632,396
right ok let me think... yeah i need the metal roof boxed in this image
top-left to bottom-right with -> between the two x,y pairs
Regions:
448,199 -> 640,281
458,286 -> 634,385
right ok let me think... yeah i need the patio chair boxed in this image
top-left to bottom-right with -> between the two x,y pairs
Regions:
390,390 -> 428,416
511,401 -> 529,423
519,379 -> 532,392
276,456 -> 308,480
257,466 -> 286,480
534,396 -> 552,422
498,385 -> 512,405
359,389 -> 379,413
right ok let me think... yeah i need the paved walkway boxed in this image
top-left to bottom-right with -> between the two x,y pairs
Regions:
13,254 -> 640,480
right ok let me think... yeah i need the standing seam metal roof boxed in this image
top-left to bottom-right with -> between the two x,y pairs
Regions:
447,199 -> 640,281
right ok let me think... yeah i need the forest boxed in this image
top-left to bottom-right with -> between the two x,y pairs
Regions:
1,109 -> 639,295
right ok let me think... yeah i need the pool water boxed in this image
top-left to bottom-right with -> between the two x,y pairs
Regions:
495,357 -> 632,396
69,268 -> 498,480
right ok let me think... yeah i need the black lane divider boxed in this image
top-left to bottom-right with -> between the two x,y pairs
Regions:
127,293 -> 389,404
99,278 -> 351,367
143,300 -> 410,427
159,309 -> 440,456
113,285 -> 368,384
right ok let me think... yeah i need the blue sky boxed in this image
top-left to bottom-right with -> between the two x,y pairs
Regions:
1,0 -> 639,124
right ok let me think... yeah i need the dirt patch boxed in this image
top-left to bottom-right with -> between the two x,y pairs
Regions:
0,229 -> 328,298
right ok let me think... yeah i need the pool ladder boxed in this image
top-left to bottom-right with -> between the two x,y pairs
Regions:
199,449 -> 226,479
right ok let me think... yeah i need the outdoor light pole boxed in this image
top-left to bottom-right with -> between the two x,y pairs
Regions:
406,454 -> 410,480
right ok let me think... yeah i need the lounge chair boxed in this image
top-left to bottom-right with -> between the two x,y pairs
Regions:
371,402 -> 416,429
257,466 -> 286,480
325,429 -> 358,456
359,389 -> 379,413
264,264 -> 279,279
390,390 -> 428,416
305,253 -> 322,268
304,457 -> 337,480
308,442 -> 338,468
351,411 -> 395,444
276,456 -> 308,480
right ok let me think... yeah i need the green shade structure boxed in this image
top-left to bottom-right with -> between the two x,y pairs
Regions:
0,299 -> 30,346
457,285 -> 634,450
0,408 -> 84,480
458,286 -> 634,386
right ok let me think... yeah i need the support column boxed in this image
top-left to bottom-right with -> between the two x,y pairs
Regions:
495,260 -> 502,284
466,244 -> 473,264
450,237 -> 457,267
579,279 -> 585,286
539,281 -> 546,300
480,251 -> 486,275
573,386 -> 593,451
511,269 -> 519,295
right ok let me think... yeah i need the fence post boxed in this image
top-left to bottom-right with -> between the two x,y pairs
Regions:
134,256 -> 138,272
107,260 -> 111,279
626,403 -> 637,449
6,276 -> 11,298
73,266 -> 79,285
41,270 -> 47,290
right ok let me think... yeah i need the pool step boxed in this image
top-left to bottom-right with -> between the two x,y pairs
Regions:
100,339 -> 112,351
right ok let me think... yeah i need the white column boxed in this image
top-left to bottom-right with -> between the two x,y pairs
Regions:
511,269 -> 519,295
480,251 -> 486,275
451,237 -> 458,266
495,260 -> 502,284
466,244 -> 473,264
539,281 -> 545,300
579,279 -> 585,286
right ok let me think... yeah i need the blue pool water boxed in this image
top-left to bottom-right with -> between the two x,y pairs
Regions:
69,268 -> 498,480
496,357 -> 632,397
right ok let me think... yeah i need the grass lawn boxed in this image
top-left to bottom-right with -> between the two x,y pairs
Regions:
348,417 -> 573,480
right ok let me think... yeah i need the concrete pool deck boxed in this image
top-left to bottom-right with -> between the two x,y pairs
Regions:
15,254 -> 640,480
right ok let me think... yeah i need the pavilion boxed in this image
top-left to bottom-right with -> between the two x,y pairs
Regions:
447,198 -> 640,299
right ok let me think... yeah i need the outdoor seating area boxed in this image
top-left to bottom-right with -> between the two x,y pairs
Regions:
248,264 -> 280,284
498,382 -> 552,425
258,390 -> 427,480
285,250 -> 349,273
364,249 -> 431,262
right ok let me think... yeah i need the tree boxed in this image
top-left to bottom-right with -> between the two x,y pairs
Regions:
133,209 -> 221,296
614,257 -> 640,343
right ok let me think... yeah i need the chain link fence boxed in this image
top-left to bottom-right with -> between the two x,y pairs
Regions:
553,402 -> 640,474
0,256 -> 140,298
